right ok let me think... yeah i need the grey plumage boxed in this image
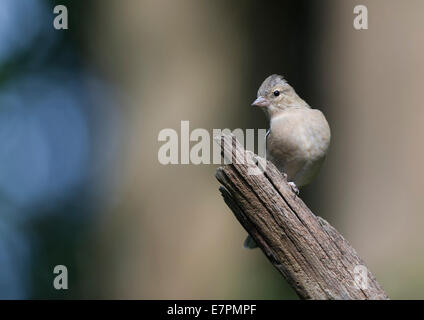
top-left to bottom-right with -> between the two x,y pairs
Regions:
246,75 -> 331,249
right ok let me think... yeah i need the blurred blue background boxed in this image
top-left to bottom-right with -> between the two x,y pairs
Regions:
0,0 -> 124,298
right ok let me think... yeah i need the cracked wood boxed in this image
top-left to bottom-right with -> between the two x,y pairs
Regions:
215,134 -> 388,300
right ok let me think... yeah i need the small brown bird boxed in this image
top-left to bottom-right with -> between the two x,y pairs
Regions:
245,74 -> 331,248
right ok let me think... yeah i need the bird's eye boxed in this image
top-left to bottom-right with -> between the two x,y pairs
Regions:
273,90 -> 280,97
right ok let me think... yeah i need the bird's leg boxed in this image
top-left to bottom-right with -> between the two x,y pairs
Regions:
288,181 -> 299,196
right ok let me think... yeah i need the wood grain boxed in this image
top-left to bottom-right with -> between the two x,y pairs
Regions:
215,133 -> 388,300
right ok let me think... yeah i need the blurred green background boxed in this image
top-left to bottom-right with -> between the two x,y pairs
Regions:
0,0 -> 423,299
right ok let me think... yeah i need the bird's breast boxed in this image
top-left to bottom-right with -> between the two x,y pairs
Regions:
266,108 -> 331,178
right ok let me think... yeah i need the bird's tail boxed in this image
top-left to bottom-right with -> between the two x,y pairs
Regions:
243,235 -> 258,249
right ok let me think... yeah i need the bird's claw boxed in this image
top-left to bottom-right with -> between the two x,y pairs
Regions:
288,181 -> 299,196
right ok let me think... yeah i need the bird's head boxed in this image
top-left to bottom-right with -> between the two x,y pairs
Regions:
251,74 -> 308,117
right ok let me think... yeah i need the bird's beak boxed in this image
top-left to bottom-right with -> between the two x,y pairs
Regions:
251,96 -> 269,107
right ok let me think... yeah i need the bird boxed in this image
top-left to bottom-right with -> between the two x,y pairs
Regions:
244,74 -> 331,249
